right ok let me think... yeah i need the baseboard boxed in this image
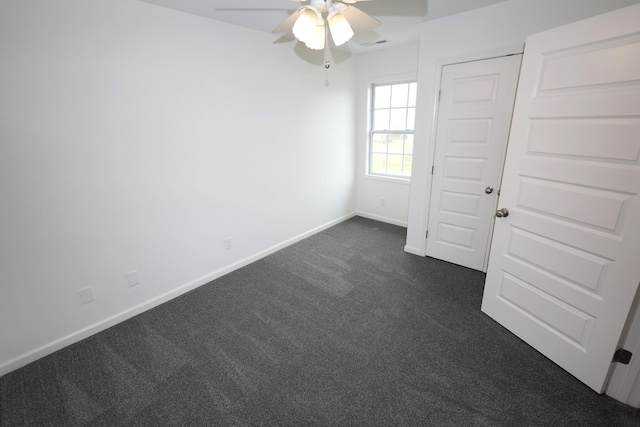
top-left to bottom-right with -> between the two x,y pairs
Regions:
355,211 -> 408,228
0,212 -> 357,377
404,245 -> 424,256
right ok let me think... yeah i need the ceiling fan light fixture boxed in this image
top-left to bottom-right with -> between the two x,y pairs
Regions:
327,11 -> 354,47
305,22 -> 326,50
292,7 -> 322,45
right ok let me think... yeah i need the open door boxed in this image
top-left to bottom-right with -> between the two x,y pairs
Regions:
426,55 -> 521,271
481,3 -> 640,393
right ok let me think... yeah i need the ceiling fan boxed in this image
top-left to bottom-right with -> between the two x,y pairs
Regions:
273,0 -> 382,51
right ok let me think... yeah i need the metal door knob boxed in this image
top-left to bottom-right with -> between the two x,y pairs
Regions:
485,186 -> 494,194
496,208 -> 509,218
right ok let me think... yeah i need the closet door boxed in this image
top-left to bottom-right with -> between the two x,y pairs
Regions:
426,55 -> 521,271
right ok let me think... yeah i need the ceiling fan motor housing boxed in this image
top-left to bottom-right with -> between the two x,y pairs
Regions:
309,0 -> 332,14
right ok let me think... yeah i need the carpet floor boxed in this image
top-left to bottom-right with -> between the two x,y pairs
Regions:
1,216 -> 639,426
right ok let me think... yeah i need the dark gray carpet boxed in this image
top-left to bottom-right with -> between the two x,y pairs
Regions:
1,216 -> 639,426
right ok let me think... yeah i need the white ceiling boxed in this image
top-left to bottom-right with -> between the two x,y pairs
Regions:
138,0 -> 509,54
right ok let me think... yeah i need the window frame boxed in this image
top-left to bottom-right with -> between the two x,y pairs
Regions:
367,79 -> 417,181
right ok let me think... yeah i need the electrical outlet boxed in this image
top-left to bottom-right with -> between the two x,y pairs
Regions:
380,197 -> 386,206
126,270 -> 140,287
78,287 -> 96,305
223,237 -> 233,250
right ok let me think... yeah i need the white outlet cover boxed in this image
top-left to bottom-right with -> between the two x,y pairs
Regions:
223,237 -> 233,250
78,287 -> 96,304
126,270 -> 141,287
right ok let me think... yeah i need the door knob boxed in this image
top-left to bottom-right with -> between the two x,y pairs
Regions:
485,186 -> 494,194
496,208 -> 509,218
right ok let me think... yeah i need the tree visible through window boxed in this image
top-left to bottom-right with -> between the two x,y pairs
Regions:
369,81 -> 417,178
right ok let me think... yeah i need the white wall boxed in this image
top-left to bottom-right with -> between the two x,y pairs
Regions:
0,0 -> 357,374
405,0 -> 640,254
355,43 -> 419,227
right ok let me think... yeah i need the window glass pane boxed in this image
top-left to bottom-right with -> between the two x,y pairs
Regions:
373,109 -> 390,130
374,85 -> 391,109
372,134 -> 388,153
387,154 -> 404,176
368,80 -> 416,179
408,82 -> 417,107
371,154 -> 387,174
404,135 -> 414,155
403,156 -> 413,177
391,83 -> 409,108
388,134 -> 404,154
389,109 -> 407,130
407,108 -> 416,131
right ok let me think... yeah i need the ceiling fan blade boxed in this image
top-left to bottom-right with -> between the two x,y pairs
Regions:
341,6 -> 381,33
272,11 -> 300,34
215,8 -> 291,12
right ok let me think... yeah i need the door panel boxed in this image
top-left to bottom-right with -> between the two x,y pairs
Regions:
426,55 -> 522,271
481,4 -> 640,393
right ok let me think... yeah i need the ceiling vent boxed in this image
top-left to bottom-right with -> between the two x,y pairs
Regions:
361,39 -> 390,47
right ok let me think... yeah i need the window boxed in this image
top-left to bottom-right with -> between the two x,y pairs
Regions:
368,80 -> 417,179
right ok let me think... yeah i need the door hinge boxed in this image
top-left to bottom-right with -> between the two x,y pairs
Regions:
614,348 -> 633,364
431,165 -> 434,175
438,90 -> 441,101
426,230 -> 429,239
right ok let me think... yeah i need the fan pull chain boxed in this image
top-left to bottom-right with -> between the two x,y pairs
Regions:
324,22 -> 331,69
324,23 -> 332,85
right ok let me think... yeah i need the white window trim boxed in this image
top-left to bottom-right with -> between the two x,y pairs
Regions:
364,75 -> 417,182
363,173 -> 411,185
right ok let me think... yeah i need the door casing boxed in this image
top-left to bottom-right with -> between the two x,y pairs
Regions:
420,45 -> 525,261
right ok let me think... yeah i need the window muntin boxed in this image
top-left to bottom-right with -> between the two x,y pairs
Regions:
369,81 -> 417,178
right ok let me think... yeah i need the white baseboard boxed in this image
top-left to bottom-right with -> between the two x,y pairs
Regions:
355,211 -> 408,228
404,245 -> 424,256
0,212 -> 357,377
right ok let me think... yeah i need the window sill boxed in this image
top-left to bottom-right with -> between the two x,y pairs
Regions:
363,174 -> 411,185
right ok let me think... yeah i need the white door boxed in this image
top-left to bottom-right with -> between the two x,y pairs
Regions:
481,3 -> 640,393
426,55 -> 521,271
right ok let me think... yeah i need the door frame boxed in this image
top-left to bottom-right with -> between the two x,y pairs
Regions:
422,44 -> 524,271
606,288 -> 640,407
